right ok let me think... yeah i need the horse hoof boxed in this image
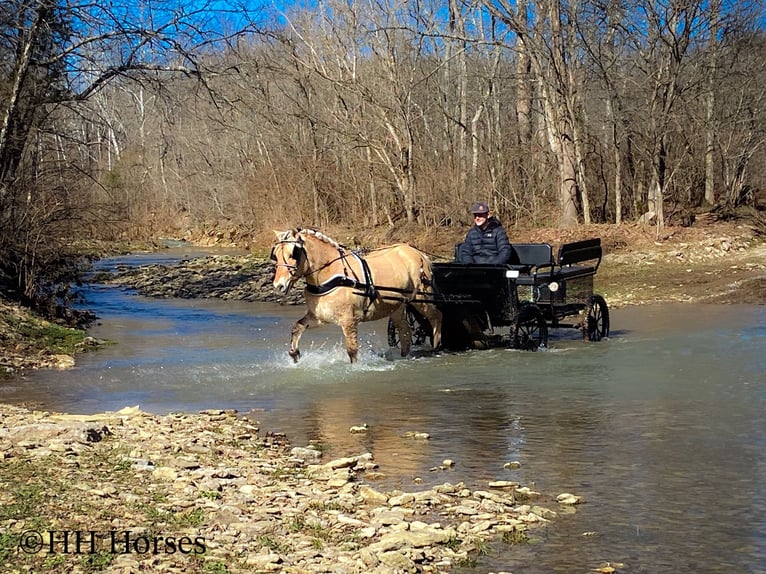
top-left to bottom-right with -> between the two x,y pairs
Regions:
289,349 -> 301,362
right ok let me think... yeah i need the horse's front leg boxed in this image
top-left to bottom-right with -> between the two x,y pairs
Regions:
340,321 -> 361,363
290,312 -> 318,362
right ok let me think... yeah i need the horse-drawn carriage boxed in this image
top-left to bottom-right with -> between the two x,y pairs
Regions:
271,229 -> 609,363
388,238 -> 609,352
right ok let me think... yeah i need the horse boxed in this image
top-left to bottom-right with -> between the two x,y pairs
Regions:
271,228 -> 442,363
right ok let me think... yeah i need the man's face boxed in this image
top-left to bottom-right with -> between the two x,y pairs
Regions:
473,213 -> 488,227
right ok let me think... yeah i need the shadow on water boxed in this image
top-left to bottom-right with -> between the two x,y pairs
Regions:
2,249 -> 766,573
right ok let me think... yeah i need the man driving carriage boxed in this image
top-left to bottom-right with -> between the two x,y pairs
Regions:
456,201 -> 512,265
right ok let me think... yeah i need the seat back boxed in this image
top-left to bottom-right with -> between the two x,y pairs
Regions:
556,238 -> 602,269
508,243 -> 553,269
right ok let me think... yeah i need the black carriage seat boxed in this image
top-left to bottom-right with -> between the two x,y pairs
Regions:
552,238 -> 602,280
454,242 -> 554,272
507,243 -> 554,273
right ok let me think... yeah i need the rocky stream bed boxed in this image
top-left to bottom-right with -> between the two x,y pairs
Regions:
0,404 -> 585,574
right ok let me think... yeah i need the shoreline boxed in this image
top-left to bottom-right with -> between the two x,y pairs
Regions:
0,403 -> 572,573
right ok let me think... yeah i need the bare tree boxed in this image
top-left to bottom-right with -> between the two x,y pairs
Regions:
485,0 -> 586,227
0,0 -> 265,302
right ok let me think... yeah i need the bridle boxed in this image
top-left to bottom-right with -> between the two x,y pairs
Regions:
270,240 -> 306,280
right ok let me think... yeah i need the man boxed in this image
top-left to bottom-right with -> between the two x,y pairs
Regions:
457,201 -> 512,264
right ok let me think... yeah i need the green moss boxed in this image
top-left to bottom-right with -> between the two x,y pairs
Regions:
202,561 -> 231,574
8,315 -> 87,354
501,528 -> 530,545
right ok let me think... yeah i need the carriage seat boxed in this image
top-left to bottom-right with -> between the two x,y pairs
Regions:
507,243 -> 554,272
551,238 -> 602,281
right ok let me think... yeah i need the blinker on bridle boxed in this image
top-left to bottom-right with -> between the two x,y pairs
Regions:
272,240 -> 305,278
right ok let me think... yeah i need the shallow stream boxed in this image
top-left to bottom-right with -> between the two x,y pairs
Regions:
3,249 -> 765,573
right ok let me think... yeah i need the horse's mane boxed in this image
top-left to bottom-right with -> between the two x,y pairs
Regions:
297,228 -> 345,251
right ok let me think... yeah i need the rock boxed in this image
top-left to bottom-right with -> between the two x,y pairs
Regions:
389,493 -> 415,507
152,466 -> 178,480
290,446 -> 322,463
369,528 -> 455,552
378,550 -> 416,571
515,486 -> 541,498
373,510 -> 406,526
52,354 -> 75,369
488,480 -> 517,489
359,485 -> 388,505
324,455 -> 360,470
245,553 -> 283,569
557,492 -> 584,505
0,403 -> 558,574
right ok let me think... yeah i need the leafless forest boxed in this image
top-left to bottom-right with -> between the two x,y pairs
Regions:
1,0 -> 765,305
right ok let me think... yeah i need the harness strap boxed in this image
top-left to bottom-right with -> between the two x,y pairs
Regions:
305,275 -> 358,295
357,254 -> 378,302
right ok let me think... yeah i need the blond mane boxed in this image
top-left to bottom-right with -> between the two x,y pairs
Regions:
298,228 -> 345,251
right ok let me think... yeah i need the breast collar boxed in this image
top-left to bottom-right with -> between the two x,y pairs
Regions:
305,251 -> 377,300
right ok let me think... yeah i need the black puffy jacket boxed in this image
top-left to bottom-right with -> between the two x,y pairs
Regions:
457,217 -> 512,264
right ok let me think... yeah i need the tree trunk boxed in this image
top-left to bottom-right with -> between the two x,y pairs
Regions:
366,146 -> 378,226
605,97 -> 622,224
0,8 -> 45,195
704,2 -> 720,206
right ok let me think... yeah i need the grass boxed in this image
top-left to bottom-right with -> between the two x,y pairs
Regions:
80,550 -> 114,571
257,535 -> 291,554
10,317 -> 87,354
202,561 -> 231,574
175,508 -> 206,528
501,528 -> 530,545
287,515 -> 333,542
0,531 -> 19,564
306,500 -> 348,512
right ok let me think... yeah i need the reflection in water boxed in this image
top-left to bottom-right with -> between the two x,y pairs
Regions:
2,254 -> 765,573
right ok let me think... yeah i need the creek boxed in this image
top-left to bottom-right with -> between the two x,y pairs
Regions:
3,249 -> 765,573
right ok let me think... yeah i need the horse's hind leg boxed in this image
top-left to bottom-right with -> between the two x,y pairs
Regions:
290,312 -> 318,362
412,302 -> 442,352
389,306 -> 413,357
340,321 -> 361,363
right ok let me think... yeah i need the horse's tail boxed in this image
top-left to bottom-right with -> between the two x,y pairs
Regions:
416,250 -> 434,290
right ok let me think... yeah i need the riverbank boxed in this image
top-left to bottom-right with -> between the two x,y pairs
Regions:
0,403 -> 576,573
105,219 -> 766,309
0,295 -> 102,374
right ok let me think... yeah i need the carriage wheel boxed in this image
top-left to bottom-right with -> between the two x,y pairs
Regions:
387,308 -> 429,348
583,294 -> 610,341
512,304 -> 548,351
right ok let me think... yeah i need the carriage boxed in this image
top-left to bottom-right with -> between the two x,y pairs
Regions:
387,238 -> 610,352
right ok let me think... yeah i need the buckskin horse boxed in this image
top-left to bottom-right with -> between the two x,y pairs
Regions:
271,228 -> 442,363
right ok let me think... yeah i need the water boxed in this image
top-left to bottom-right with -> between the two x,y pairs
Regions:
2,250 -> 765,573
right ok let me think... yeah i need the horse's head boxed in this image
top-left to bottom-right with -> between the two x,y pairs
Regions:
271,229 -> 306,294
